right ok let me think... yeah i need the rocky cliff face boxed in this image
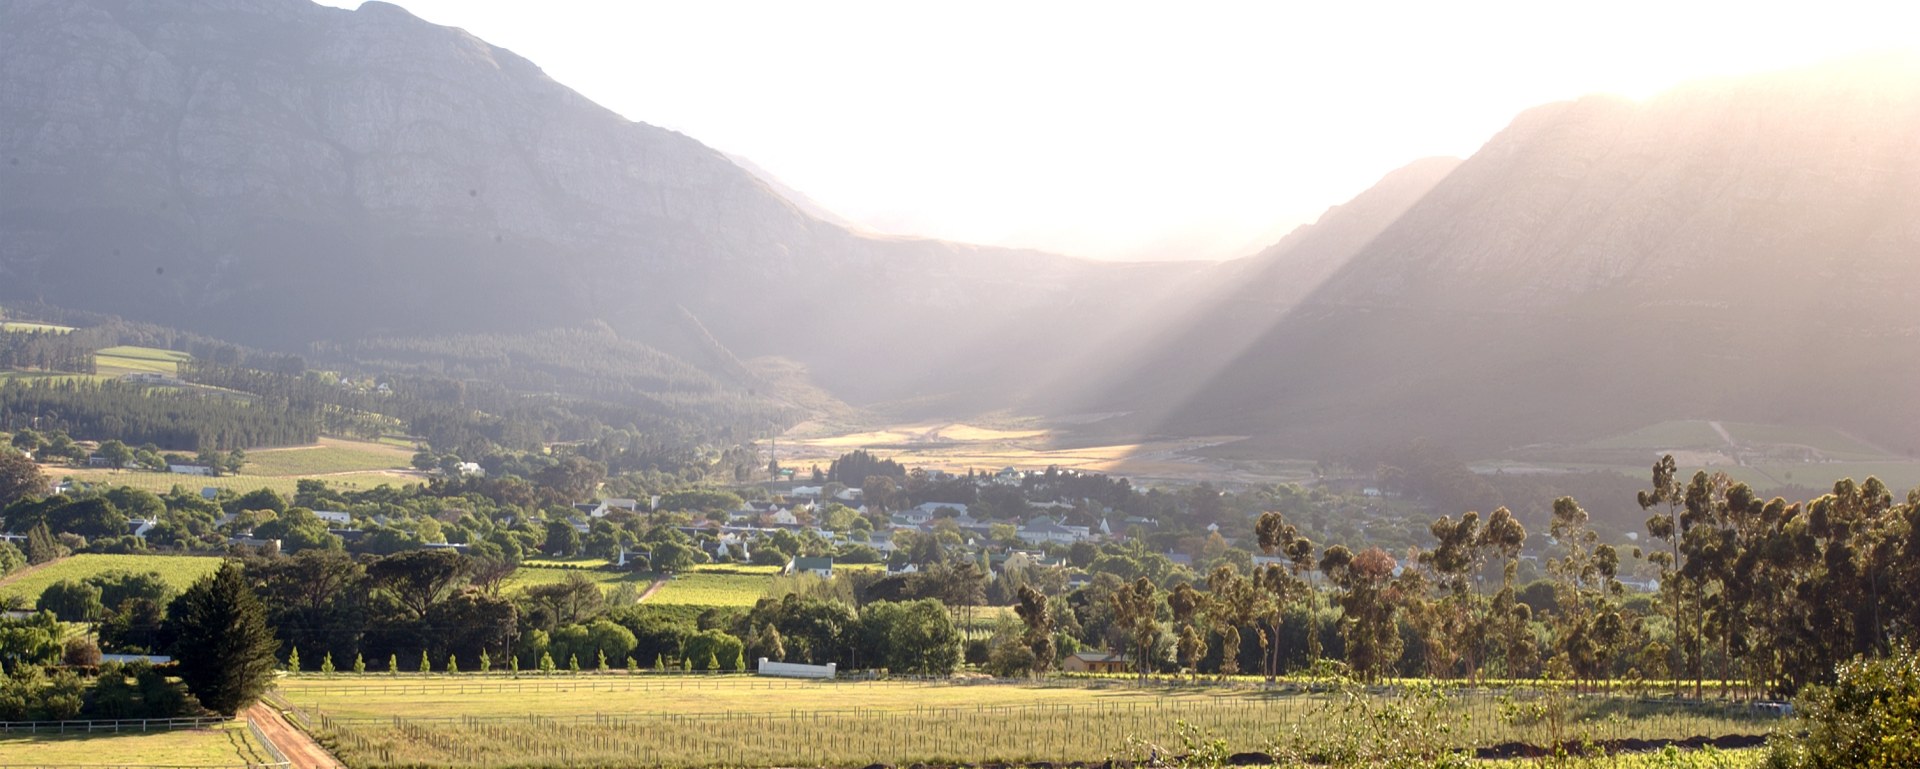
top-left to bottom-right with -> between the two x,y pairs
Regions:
0,0 -> 1192,407
1138,56 -> 1920,454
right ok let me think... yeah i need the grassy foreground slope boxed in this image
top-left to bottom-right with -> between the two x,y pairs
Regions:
278,676 -> 1777,769
0,721 -> 268,764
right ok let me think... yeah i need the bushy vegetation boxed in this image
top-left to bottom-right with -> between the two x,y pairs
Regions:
1767,645 -> 1920,769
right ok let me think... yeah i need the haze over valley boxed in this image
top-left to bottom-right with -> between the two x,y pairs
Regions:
10,4 -> 1920,767
2,0 -> 1917,491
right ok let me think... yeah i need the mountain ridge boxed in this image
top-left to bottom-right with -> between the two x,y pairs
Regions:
1136,56 -> 1920,456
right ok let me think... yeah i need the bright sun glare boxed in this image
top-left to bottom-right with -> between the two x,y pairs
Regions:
321,0 -> 1920,262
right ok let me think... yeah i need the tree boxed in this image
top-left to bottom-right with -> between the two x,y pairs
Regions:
1322,545 -> 1406,683
1168,581 -> 1208,679
1110,577 -> 1162,679
0,450 -> 46,508
167,561 -> 280,715
10,428 -> 44,455
1014,585 -> 1056,674
25,521 -> 62,564
62,636 -> 101,667
37,580 -> 103,622
1255,511 -> 1315,679
96,440 -> 134,469
1639,455 -> 1690,698
368,549 -> 470,620
544,520 -> 581,557
855,600 -> 958,675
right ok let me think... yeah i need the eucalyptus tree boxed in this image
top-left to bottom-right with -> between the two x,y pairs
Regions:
1167,581 -> 1208,680
1109,577 -> 1162,679
1321,545 -> 1405,683
1638,455 -> 1692,697
1254,511 -> 1315,680
1204,565 -> 1260,677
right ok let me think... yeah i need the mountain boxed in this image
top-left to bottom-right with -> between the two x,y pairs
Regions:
1036,156 -> 1460,419
1121,56 -> 1920,456
0,0 -> 1192,410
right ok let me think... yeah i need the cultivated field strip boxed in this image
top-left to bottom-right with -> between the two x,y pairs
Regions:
283,681 -> 1779,769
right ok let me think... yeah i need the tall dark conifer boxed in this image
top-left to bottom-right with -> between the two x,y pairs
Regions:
167,561 -> 280,716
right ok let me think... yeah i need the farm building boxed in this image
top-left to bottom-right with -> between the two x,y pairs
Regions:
786,555 -> 833,578
1063,651 -> 1131,674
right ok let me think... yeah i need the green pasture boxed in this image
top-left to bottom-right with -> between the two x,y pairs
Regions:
94,345 -> 192,377
243,438 -> 416,476
0,721 -> 269,764
647,569 -> 772,607
503,566 -> 651,592
56,468 -> 422,497
0,321 -> 74,334
0,553 -> 226,602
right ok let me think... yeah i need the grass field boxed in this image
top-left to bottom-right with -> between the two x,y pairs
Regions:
277,676 -> 1782,768
647,567 -> 773,607
0,721 -> 270,764
93,345 -> 193,377
0,553 -> 226,602
54,468 -> 422,497
244,437 -> 417,476
503,567 -> 653,592
0,321 -> 74,334
50,437 -> 429,498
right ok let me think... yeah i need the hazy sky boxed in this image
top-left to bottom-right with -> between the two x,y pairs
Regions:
320,1 -> 1919,261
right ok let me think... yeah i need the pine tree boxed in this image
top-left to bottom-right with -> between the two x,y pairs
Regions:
510,654 -> 521,675
353,653 -> 366,674
320,652 -> 335,675
388,653 -> 398,675
568,654 -> 580,674
25,522 -> 61,565
287,646 -> 301,672
705,650 -> 719,672
418,650 -> 431,673
654,653 -> 665,672
446,654 -> 459,674
597,649 -> 608,672
538,652 -> 555,674
626,656 -> 638,674
734,649 -> 746,673
479,650 -> 492,674
166,561 -> 280,716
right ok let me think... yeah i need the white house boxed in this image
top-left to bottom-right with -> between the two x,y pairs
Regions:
456,462 -> 486,478
1016,517 -> 1089,545
313,510 -> 353,526
786,556 -> 834,578
168,464 -> 214,476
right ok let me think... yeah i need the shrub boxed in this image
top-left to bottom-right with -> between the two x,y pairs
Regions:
1769,644 -> 1920,769
62,637 -> 101,667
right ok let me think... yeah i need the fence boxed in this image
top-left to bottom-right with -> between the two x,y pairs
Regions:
0,717 -> 225,735
0,713 -> 290,769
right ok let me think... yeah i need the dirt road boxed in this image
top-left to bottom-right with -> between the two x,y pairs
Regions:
247,702 -> 343,769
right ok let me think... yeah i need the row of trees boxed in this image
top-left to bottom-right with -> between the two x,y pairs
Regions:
984,461 -> 1916,700
0,380 -> 318,451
